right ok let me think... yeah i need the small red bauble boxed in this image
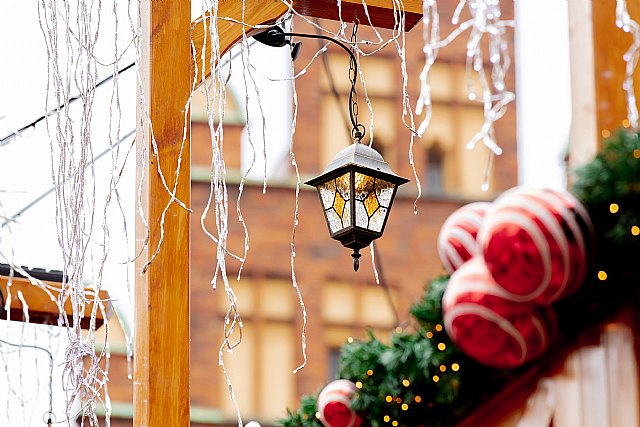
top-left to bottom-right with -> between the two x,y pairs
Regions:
442,258 -> 557,369
478,187 -> 594,304
437,202 -> 492,274
317,380 -> 363,427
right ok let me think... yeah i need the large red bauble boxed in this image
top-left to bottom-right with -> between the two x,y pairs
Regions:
443,258 -> 557,369
478,187 -> 594,304
437,202 -> 492,274
317,380 -> 363,427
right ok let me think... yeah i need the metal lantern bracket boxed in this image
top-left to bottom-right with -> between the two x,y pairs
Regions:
253,25 -> 365,141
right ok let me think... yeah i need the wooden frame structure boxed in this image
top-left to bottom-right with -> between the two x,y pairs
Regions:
135,1 -> 421,425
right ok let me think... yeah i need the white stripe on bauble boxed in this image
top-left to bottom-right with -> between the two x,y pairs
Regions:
444,303 -> 528,365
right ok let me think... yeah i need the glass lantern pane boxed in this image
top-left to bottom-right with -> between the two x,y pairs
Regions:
369,206 -> 388,232
355,172 -> 375,201
375,179 -> 395,208
319,179 -> 336,209
333,190 -> 346,219
356,201 -> 368,228
326,209 -> 343,233
336,173 -> 351,202
364,191 -> 379,217
342,198 -> 351,227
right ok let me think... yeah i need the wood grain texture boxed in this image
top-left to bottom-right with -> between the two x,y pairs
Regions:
0,275 -> 111,329
134,0 -> 191,426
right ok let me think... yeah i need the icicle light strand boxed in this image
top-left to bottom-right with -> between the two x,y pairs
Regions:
416,0 -> 515,191
616,0 -> 640,131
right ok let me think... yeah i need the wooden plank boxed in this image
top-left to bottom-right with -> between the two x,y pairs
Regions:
0,274 -> 111,330
190,0 -> 423,86
579,337 -> 610,427
604,309 -> 640,427
134,0 -> 191,426
553,350 -> 583,427
568,0 -> 640,170
516,379 -> 555,427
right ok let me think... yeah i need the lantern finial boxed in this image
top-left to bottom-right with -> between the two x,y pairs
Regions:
352,249 -> 361,271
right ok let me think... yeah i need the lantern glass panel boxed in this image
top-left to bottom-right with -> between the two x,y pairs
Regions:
354,172 -> 396,231
319,172 -> 352,234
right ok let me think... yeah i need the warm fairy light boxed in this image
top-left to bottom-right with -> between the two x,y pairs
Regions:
437,343 -> 446,351
623,118 -> 631,128
395,326 -> 403,333
386,395 -> 393,403
598,271 -> 608,281
392,421 -> 398,427
367,369 -> 374,376
610,203 -> 620,213
632,226 -> 640,236
433,375 -> 440,383
452,363 -> 460,372
426,331 -> 434,339
435,324 -> 443,332
602,129 -> 611,138
356,381 -> 363,389
401,403 -> 409,411
347,337 -> 354,344
402,379 -> 410,387
395,397 -> 402,404
634,149 -> 640,159
439,365 -> 446,372
316,412 -> 322,419
384,415 -> 390,422
414,396 -> 422,403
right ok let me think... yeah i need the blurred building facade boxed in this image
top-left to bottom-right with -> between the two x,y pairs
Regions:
103,9 -> 517,426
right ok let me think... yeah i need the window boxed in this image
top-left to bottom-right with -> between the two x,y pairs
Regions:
426,143 -> 445,193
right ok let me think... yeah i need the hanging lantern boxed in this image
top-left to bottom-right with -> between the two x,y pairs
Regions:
306,142 -> 409,271
253,24 -> 410,270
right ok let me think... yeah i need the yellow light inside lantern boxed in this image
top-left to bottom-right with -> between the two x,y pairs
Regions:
598,271 -> 608,281
610,203 -> 619,213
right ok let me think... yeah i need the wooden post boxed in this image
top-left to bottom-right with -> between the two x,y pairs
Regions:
134,1 -> 192,426
568,0 -> 640,169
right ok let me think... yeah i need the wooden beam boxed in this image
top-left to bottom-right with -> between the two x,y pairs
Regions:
0,274 -> 111,330
134,0 -> 191,426
569,0 -> 640,169
190,0 -> 423,86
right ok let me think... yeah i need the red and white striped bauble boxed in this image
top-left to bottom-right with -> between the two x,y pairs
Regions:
478,187 -> 594,305
438,202 -> 492,274
317,380 -> 362,427
443,258 -> 557,369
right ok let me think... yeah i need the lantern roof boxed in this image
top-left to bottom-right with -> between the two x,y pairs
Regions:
306,143 -> 409,187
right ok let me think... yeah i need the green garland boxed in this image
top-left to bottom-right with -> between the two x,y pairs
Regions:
279,129 -> 640,427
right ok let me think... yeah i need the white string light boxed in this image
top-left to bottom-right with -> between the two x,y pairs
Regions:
616,0 -> 640,131
416,0 -> 514,191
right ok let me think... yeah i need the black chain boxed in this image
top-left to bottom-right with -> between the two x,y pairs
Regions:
348,21 -> 365,142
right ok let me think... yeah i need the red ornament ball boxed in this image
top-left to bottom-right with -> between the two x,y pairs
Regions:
317,379 -> 363,427
442,258 -> 557,369
479,187 -> 594,304
437,202 -> 492,274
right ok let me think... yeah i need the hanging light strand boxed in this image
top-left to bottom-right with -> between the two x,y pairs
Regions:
616,0 -> 640,131
416,0 -> 514,190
